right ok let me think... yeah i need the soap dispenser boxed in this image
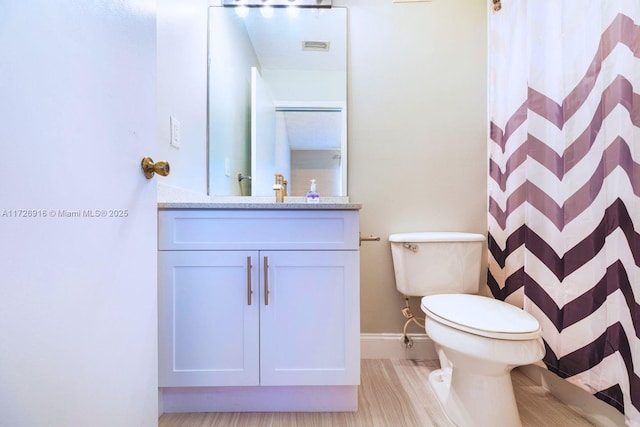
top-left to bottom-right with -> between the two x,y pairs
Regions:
306,179 -> 320,203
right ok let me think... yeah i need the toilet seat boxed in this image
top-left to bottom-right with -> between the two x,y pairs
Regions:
421,294 -> 541,340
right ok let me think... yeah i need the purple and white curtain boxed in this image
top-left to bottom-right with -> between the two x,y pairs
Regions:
487,1 -> 640,424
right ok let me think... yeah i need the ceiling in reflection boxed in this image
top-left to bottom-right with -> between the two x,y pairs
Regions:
281,110 -> 342,150
242,9 -> 346,71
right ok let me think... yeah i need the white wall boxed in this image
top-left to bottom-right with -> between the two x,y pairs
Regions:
208,8 -> 260,196
290,150 -> 341,196
263,69 -> 346,104
275,112 -> 292,187
345,0 -> 488,333
157,0 -> 209,194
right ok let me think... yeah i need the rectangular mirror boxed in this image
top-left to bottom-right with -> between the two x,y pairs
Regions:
208,5 -> 347,197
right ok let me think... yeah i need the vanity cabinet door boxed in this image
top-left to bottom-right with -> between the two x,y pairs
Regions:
259,250 -> 360,386
158,250 -> 260,387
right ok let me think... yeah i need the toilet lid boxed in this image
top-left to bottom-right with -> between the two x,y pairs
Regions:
421,294 -> 541,340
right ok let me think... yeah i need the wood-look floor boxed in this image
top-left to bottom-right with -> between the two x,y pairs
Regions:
159,359 -> 593,427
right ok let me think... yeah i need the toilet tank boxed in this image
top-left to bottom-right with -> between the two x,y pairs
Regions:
389,232 -> 485,297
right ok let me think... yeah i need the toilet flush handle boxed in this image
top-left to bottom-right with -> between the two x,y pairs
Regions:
402,242 -> 419,252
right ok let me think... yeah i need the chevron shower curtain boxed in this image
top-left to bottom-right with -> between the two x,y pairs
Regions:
487,1 -> 640,424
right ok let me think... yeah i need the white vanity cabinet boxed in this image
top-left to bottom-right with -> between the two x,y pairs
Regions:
258,249 -> 359,386
158,250 -> 260,387
158,208 -> 360,412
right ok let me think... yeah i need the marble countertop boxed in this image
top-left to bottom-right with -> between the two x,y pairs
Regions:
157,184 -> 361,210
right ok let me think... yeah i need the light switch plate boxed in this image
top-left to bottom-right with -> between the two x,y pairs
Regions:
170,116 -> 181,149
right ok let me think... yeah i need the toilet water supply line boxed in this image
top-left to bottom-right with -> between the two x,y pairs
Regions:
401,297 -> 425,348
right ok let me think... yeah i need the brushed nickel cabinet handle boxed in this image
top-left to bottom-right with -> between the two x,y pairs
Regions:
263,256 -> 269,306
247,256 -> 252,306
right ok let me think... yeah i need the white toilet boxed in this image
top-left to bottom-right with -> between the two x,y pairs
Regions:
389,232 -> 545,427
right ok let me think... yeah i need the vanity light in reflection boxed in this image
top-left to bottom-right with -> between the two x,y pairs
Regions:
235,4 -> 303,19
223,0 -> 332,8
260,6 -> 274,18
287,6 -> 300,18
236,5 -> 249,17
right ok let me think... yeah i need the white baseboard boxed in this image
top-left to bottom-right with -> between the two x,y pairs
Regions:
360,333 -> 437,360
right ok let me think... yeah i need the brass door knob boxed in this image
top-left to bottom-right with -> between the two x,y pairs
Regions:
141,157 -> 170,179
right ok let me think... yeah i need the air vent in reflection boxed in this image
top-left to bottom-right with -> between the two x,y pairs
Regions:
302,41 -> 330,51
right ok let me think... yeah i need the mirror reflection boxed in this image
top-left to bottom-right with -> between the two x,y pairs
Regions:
208,6 -> 347,197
